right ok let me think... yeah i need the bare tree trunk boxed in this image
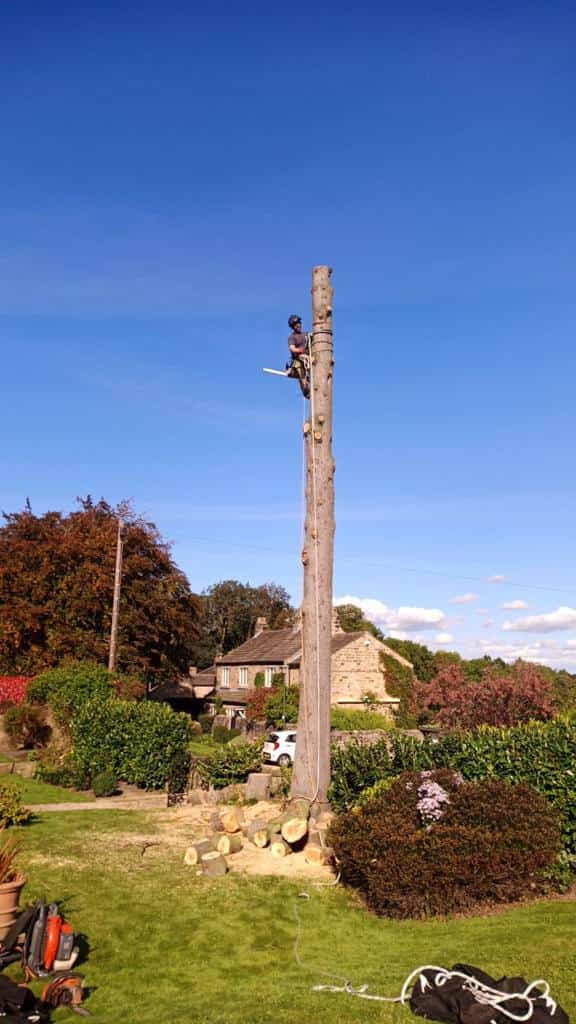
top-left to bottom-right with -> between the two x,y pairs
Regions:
108,517 -> 124,672
290,266 -> 334,816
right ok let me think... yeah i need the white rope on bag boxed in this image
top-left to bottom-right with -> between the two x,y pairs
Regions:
293,904 -> 558,1020
312,966 -> 557,1019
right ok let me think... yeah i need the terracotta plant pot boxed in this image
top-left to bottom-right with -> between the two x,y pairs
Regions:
0,874 -> 26,941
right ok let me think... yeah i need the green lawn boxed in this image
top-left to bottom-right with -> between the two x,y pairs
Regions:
12,809 -> 576,1024
7,775 -> 92,804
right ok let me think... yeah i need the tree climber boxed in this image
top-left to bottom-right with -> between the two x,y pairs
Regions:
286,315 -> 310,398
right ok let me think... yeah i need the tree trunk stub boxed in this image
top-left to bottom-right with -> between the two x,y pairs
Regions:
200,851 -> 228,877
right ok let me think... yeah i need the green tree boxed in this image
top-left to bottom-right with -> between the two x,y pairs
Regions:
191,580 -> 293,666
0,498 -> 201,682
383,638 -> 436,682
335,603 -> 384,639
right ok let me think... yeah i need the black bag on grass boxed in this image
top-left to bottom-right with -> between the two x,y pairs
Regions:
409,964 -> 569,1024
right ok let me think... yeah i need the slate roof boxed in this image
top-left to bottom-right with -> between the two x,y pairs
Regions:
149,666 -> 216,701
217,628 -> 361,665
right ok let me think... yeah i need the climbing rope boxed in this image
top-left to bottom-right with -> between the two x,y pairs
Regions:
293,903 -> 559,1020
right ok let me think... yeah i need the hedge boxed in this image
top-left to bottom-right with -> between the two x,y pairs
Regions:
329,771 -> 562,918
329,719 -> 576,852
71,697 -> 192,790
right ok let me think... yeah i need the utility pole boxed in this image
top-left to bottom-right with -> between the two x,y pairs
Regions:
108,517 -> 125,672
290,266 -> 335,816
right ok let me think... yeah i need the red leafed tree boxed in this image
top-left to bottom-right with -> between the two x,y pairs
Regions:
413,660 -> 556,730
0,498 -> 201,683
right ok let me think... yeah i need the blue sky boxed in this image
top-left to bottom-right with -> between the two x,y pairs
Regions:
2,3 -> 576,667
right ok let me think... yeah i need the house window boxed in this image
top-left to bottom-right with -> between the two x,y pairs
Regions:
264,667 -> 274,688
238,667 -> 248,688
221,667 -> 230,688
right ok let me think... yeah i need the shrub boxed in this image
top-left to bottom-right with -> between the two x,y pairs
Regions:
329,719 -> 576,853
329,737 -> 392,811
71,697 -> 192,790
413,661 -> 555,730
198,713 -> 213,734
264,685 -> 299,727
330,707 -> 394,732
0,781 -> 30,827
329,771 -> 561,918
27,661 -> 114,725
195,741 -> 263,789
92,769 -> 118,797
246,686 -> 277,723
254,672 -> 265,689
212,726 -> 240,744
3,704 -> 50,748
36,757 -> 91,791
381,654 -> 417,728
0,678 -> 30,706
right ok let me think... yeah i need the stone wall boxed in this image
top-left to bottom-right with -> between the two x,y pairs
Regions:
216,664 -> 285,691
331,636 -> 398,708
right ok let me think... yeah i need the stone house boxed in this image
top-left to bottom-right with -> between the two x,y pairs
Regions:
210,611 -> 412,724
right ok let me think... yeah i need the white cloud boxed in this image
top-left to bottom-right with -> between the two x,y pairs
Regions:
473,637 -> 576,669
487,575 -> 506,584
334,595 -> 446,633
502,606 -> 576,634
434,632 -> 454,645
501,600 -> 528,610
483,619 -> 494,628
449,593 -> 478,605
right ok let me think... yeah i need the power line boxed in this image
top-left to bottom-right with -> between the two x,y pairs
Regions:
178,532 -> 575,597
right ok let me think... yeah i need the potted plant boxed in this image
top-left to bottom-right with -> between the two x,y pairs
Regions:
0,831 -> 26,940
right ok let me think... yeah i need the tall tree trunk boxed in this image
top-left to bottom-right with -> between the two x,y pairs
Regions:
290,266 -> 335,816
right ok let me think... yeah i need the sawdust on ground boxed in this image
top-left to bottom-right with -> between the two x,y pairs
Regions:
161,800 -> 337,882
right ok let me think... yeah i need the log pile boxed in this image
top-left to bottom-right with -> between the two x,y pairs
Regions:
183,799 -> 334,877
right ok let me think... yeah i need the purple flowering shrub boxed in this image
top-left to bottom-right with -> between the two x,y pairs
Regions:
328,770 -> 561,918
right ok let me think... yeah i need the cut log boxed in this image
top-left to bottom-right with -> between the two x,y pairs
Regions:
183,839 -> 216,866
200,851 -> 228,877
210,812 -> 225,833
215,833 -> 243,856
246,820 -> 269,848
281,816 -> 308,845
266,817 -> 284,839
270,836 -> 292,858
220,807 -> 244,834
304,833 -> 332,865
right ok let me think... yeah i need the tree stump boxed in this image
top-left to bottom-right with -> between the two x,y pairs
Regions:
215,833 -> 243,856
183,839 -> 215,866
200,851 -> 228,877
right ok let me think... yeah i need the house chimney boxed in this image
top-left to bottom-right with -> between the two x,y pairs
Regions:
332,607 -> 344,634
292,608 -> 302,634
188,666 -> 198,676
254,616 -> 268,637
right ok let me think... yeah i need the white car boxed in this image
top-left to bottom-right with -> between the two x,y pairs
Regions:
262,729 -> 296,767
